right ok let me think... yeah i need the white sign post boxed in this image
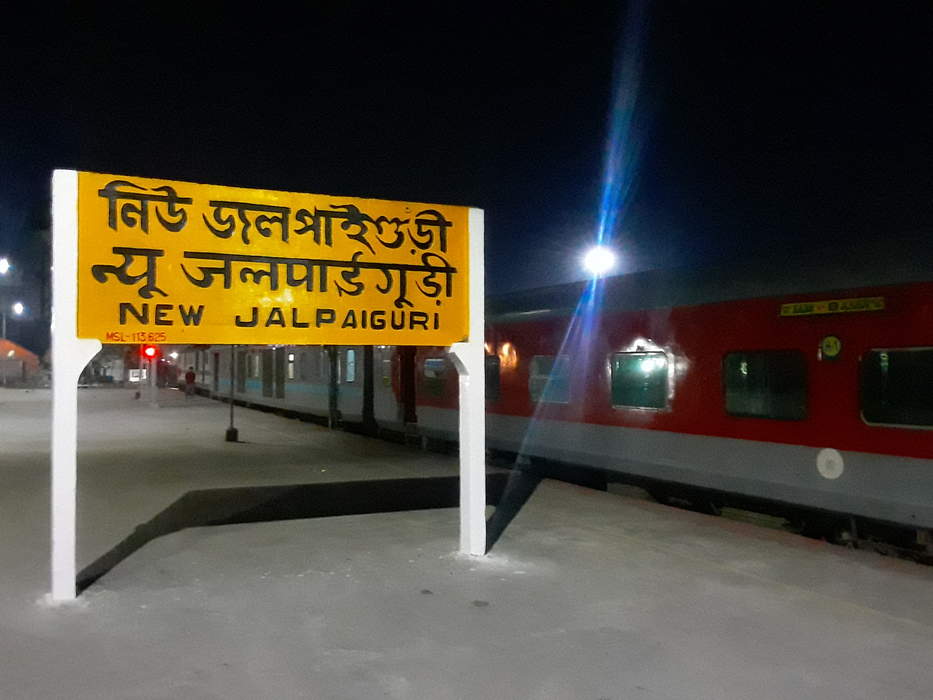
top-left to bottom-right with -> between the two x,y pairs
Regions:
450,208 -> 486,556
50,170 -> 102,601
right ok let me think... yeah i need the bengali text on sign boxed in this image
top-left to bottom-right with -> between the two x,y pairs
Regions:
75,172 -> 471,345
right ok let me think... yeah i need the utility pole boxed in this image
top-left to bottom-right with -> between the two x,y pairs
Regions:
148,355 -> 158,407
225,344 -> 238,441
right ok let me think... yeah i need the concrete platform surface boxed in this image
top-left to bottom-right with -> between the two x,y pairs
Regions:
2,387 -> 933,699
0,386 -> 469,601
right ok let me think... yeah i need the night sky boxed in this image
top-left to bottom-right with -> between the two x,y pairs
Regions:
1,2 -> 931,305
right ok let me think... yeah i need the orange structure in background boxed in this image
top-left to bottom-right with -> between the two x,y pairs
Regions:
0,339 -> 40,384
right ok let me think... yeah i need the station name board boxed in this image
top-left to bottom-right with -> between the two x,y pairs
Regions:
779,296 -> 885,317
76,172 -> 470,345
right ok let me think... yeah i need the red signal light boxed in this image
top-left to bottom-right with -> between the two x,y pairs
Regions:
142,345 -> 159,359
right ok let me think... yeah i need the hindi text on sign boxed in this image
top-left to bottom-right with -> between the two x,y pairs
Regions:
76,173 -> 470,345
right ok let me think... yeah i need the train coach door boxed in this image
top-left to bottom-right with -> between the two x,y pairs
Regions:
274,347 -> 286,399
261,349 -> 274,397
398,347 -> 417,424
236,349 -> 247,393
327,346 -> 339,428
212,352 -> 220,394
362,346 -> 377,434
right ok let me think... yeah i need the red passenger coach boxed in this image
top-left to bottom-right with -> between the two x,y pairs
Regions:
189,262 -> 933,555
415,265 -> 933,548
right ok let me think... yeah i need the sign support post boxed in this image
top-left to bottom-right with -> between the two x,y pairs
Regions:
449,207 -> 485,556
50,170 -> 102,601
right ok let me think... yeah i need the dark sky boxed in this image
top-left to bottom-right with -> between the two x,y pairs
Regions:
1,2 -> 931,297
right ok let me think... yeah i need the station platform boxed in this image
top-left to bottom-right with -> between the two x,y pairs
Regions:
2,387 -> 933,699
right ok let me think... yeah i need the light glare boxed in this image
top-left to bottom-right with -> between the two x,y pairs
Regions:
11,302 -> 24,316
582,246 -> 617,276
0,258 -> 9,275
640,356 -> 666,373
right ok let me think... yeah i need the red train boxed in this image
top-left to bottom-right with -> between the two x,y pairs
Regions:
418,265 -> 933,551
189,263 -> 933,555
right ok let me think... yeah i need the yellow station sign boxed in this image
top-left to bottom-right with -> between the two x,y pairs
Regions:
76,172 -> 470,345
779,296 -> 885,317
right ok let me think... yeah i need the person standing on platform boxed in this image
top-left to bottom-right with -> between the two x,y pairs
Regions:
184,366 -> 196,398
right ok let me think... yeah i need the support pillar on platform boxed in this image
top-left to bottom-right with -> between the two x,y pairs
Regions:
449,207 -> 486,556
50,170 -> 102,602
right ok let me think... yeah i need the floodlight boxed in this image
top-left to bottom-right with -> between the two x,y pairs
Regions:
582,245 -> 617,276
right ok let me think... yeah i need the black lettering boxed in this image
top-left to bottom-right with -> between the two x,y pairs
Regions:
316,308 -> 336,326
371,310 -> 386,330
341,310 -> 358,328
265,307 -> 286,327
291,308 -> 309,328
410,311 -> 429,330
178,304 -> 204,326
235,307 -> 258,327
433,312 -> 439,329
391,310 -> 405,330
93,247 -> 166,299
154,303 -> 173,325
119,302 -> 148,325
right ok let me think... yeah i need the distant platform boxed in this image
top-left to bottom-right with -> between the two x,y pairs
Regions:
1,387 -> 933,699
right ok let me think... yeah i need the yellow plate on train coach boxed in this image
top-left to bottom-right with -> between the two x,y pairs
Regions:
779,296 -> 885,317
75,172 -> 471,345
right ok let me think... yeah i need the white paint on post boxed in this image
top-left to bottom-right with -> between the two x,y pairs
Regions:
449,207 -> 486,556
51,170 -> 102,602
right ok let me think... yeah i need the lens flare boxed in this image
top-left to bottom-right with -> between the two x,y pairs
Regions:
582,246 -> 617,276
594,0 -> 648,248
501,3 -> 651,519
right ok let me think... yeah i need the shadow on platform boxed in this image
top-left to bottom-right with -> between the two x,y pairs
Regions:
485,459 -> 608,553
78,474 -> 510,594
485,470 -> 543,553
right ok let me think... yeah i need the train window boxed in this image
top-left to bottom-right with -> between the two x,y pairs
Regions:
610,352 -> 668,409
723,350 -> 807,420
861,348 -> 933,427
382,358 -> 393,387
250,353 -> 261,379
529,355 -> 570,404
287,352 -> 296,380
344,349 -> 357,383
423,358 -> 447,377
422,357 -> 448,397
485,354 -> 501,402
